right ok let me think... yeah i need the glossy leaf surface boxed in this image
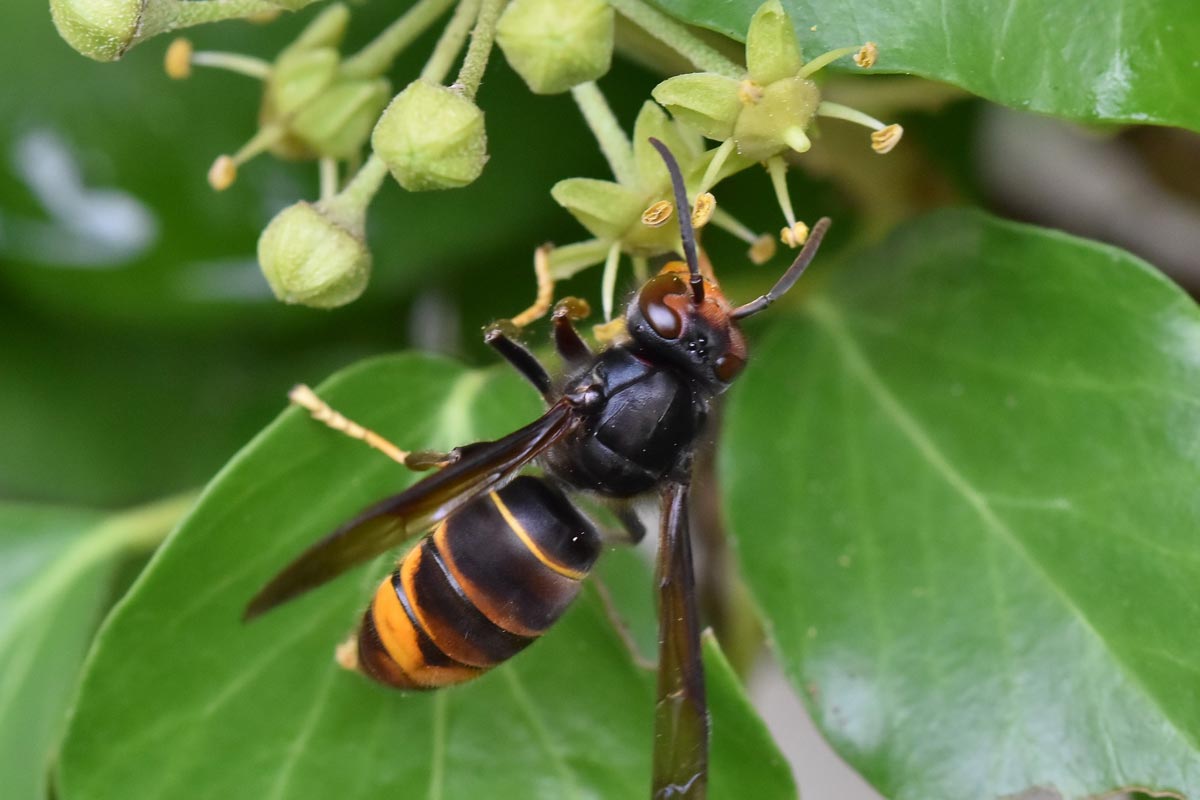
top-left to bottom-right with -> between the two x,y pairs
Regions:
723,209 -> 1200,798
58,355 -> 794,800
654,0 -> 1200,131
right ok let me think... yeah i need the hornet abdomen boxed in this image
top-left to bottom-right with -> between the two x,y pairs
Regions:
357,476 -> 602,689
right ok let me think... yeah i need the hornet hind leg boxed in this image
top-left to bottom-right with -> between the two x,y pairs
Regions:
289,384 -> 452,470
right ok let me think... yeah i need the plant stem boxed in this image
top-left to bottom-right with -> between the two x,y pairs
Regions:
318,157 -> 338,201
710,206 -> 757,245
453,0 -> 505,100
766,155 -> 796,227
138,0 -> 322,42
342,0 -> 458,79
421,0 -> 482,83
697,138 -> 734,195
190,50 -> 272,79
324,154 -> 389,226
797,45 -> 862,78
816,100 -> 887,131
570,82 -> 636,186
606,0 -> 741,78
632,255 -> 649,282
231,123 -> 287,166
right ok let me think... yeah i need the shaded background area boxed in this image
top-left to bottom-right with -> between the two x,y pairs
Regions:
2,2 -> 1197,797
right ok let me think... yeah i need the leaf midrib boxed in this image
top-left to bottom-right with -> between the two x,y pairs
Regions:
806,294 -> 1200,757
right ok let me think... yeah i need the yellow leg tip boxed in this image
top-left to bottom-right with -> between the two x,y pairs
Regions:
336,636 -> 360,672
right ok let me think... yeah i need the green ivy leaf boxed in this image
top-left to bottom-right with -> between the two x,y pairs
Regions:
58,354 -> 793,800
1,495 -> 193,800
653,0 -> 1200,131
722,209 -> 1200,798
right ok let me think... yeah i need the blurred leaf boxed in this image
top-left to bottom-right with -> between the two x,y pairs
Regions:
59,354 -> 793,800
723,209 -> 1200,798
0,495 -> 192,800
654,0 -> 1200,131
0,306 -> 380,506
0,505 -> 103,800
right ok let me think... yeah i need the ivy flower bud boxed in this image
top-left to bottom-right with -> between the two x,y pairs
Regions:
50,0 -> 142,61
496,0 -> 614,94
52,0 -> 323,62
257,201 -> 370,308
372,79 -> 488,191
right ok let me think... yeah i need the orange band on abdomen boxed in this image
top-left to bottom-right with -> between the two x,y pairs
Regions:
369,572 -> 478,688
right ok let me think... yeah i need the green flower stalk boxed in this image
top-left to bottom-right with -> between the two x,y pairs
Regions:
51,0 -> 320,62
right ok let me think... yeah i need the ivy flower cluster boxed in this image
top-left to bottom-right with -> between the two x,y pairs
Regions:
50,0 -> 904,311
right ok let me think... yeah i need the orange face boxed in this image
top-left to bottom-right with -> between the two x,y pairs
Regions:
632,260 -> 748,384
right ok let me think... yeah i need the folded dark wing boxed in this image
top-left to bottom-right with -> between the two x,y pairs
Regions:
244,400 -> 579,620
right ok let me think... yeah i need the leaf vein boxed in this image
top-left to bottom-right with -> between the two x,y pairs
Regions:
808,295 -> 1200,756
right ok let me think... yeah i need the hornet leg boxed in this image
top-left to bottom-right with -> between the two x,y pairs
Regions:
552,297 -> 594,369
591,577 -> 656,671
289,384 -> 451,470
483,324 -> 553,399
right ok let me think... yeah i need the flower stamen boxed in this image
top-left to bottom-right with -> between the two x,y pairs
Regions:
165,38 -> 271,80
691,193 -> 716,228
797,44 -> 862,78
641,200 -> 674,228
816,101 -> 903,153
208,124 -> 287,190
710,207 -> 776,264
738,80 -> 764,105
854,42 -> 878,68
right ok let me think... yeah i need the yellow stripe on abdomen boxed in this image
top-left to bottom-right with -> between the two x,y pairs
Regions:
489,492 -> 587,581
